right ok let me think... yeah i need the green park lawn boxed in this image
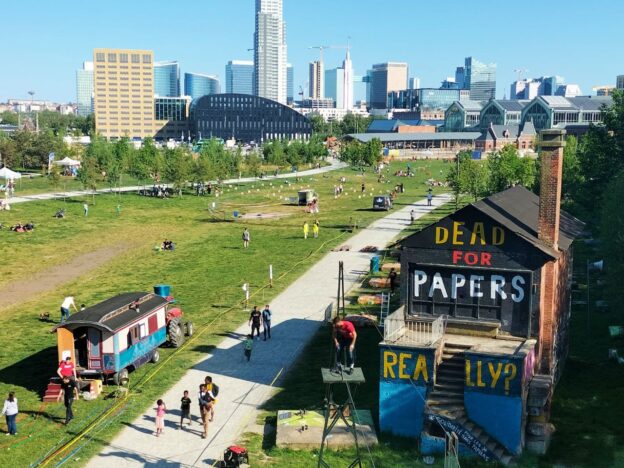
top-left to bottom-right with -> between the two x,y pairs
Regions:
0,159 -> 450,466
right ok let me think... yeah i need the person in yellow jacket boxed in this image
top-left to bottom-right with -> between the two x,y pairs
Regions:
303,221 -> 309,239
312,220 -> 320,238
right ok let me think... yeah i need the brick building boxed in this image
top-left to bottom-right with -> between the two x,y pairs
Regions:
475,121 -> 536,152
379,129 -> 582,462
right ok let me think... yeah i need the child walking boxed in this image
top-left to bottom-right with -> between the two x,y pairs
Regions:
180,391 -> 191,428
244,334 -> 253,362
155,399 -> 166,436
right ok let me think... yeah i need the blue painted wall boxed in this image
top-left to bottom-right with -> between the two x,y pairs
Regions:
379,381 -> 427,437
378,345 -> 435,438
119,328 -> 166,370
464,392 -> 523,454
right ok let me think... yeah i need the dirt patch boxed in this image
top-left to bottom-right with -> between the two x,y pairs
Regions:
238,211 -> 292,220
0,243 -> 133,312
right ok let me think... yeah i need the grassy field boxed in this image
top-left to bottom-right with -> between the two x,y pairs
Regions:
0,159 -> 450,466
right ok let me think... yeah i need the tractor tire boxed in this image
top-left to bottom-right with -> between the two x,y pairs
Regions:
113,368 -> 129,386
168,317 -> 185,348
185,321 -> 194,337
151,350 -> 160,363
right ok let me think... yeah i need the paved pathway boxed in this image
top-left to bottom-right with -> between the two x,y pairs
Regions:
7,159 -> 347,204
87,193 -> 451,467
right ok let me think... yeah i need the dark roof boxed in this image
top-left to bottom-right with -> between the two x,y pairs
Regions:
473,186 -> 584,256
496,100 -> 529,112
348,132 -> 482,143
55,292 -> 168,333
367,120 -> 398,132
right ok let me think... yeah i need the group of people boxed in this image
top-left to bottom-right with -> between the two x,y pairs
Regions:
153,375 -> 219,439
305,198 -> 319,213
161,240 -> 175,251
302,220 -> 320,239
333,184 -> 345,196
195,182 -> 213,196
8,222 -> 34,232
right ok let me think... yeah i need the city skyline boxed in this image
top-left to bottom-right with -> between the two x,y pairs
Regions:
1,0 -> 623,103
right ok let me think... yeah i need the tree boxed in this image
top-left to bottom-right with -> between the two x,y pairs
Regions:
600,170 -> 624,307
340,140 -> 364,167
48,163 -> 62,193
164,147 -> 192,196
363,138 -> 383,167
447,150 -> 489,208
0,111 -> 18,126
487,145 -> 535,193
246,152 -> 262,177
76,156 -> 99,204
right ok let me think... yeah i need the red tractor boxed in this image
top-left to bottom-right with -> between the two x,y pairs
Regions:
165,306 -> 194,347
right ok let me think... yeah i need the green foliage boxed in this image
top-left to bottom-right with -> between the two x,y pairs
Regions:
246,152 -> 262,177
76,155 -> 100,204
47,163 -> 62,190
487,144 -> 536,193
600,170 -> 624,306
341,138 -> 383,167
164,147 -> 192,196
446,150 -> 488,207
0,111 -> 18,125
309,112 -> 374,138
363,137 -> 383,166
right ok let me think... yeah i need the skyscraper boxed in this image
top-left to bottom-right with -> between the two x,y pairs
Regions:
617,75 -> 624,90
342,49 -> 353,110
184,73 -> 220,100
287,63 -> 294,104
154,61 -> 180,97
76,61 -> 94,117
309,60 -> 324,99
367,62 -> 408,109
225,60 -> 254,94
325,67 -> 344,108
93,48 -> 155,139
253,0 -> 287,104
464,57 -> 496,102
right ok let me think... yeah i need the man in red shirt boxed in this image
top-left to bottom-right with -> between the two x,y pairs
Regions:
57,356 -> 77,381
332,317 -> 357,374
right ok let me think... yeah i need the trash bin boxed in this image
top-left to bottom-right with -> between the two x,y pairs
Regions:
154,284 -> 171,298
370,256 -> 380,273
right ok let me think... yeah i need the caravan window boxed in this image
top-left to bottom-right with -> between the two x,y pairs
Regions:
139,323 -> 147,339
127,325 -> 140,348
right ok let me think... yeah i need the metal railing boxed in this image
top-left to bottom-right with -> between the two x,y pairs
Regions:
384,309 -> 445,346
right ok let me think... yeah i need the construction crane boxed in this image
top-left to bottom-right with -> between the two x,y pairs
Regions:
514,68 -> 528,81
298,85 -> 304,99
309,45 -> 330,64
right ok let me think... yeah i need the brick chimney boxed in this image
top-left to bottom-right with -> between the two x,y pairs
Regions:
536,129 -> 566,376
537,129 -> 566,249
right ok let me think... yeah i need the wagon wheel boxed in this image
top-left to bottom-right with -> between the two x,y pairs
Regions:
168,317 -> 185,348
151,349 -> 160,363
185,321 -> 194,337
113,368 -> 129,386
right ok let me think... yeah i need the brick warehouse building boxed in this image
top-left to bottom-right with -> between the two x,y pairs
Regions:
379,130 -> 583,463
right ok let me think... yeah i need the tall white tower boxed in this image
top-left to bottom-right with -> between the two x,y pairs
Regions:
342,48 -> 354,110
254,0 -> 288,104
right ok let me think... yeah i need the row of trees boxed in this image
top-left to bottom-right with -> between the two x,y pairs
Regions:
340,138 -> 384,167
446,145 -> 536,208
70,135 -> 329,201
309,113 -> 375,138
262,135 -> 328,166
0,110 -> 94,136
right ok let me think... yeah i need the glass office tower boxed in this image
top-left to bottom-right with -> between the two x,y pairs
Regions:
225,60 -> 254,94
184,73 -> 220,100
464,57 -> 496,102
154,61 -> 180,97
76,61 -> 94,116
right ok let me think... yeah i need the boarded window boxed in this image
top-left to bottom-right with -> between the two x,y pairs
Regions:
148,314 -> 158,334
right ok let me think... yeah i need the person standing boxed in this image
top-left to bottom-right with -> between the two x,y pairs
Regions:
60,296 -> 78,323
198,384 -> 209,438
427,189 -> 433,207
154,399 -> 166,437
242,228 -> 250,248
312,221 -> 319,239
249,306 -> 262,339
243,334 -> 253,361
262,304 -> 272,341
1,392 -> 18,435
204,376 -> 218,422
83,203 -> 89,217
179,391 -> 192,428
57,376 -> 79,424
361,182 -> 366,193
388,268 -> 398,293
332,317 -> 357,374
410,209 -> 416,224
303,221 -> 309,239
57,356 -> 77,381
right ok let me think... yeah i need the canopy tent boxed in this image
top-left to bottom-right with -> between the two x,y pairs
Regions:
0,167 -> 22,179
54,157 -> 81,167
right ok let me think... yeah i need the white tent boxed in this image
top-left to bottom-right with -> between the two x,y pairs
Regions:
54,157 -> 81,167
0,167 -> 22,179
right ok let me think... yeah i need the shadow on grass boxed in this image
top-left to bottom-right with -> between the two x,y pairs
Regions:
0,346 -> 57,394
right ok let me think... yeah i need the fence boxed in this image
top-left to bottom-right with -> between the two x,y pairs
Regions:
384,309 -> 445,346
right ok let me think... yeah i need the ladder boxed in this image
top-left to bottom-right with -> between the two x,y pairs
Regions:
380,293 -> 390,324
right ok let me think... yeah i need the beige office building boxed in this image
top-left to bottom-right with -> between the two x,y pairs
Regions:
93,48 -> 155,139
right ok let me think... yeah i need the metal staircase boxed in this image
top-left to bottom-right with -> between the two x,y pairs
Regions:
425,342 -> 513,465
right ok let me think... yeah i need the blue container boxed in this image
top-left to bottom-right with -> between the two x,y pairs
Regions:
154,284 -> 171,298
370,256 -> 380,273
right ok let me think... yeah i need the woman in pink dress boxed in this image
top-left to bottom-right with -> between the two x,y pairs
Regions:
155,399 -> 166,436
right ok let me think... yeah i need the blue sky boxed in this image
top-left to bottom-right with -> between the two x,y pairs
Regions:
1,0 -> 623,103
